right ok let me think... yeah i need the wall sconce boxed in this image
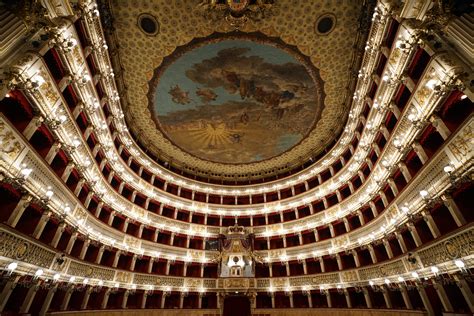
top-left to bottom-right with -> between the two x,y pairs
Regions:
302,285 -> 311,296
7,262 -> 18,273
53,273 -> 61,281
17,165 -> 33,183
33,269 -> 43,280
128,284 -> 137,295
92,280 -> 103,293
336,284 -> 344,295
319,285 -> 328,296
454,259 -> 466,272
145,285 -> 154,296
267,286 -> 275,295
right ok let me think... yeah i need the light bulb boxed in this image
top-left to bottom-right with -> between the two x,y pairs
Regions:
69,276 -> 76,282
53,273 -> 60,280
397,276 -> 404,282
431,266 -> 439,274
384,278 -> 390,284
35,269 -> 43,277
20,168 -> 32,177
33,75 -> 45,86
419,190 -> 429,198
411,272 -> 419,278
7,262 -> 18,271
369,280 -> 374,286
425,79 -> 437,89
443,165 -> 454,173
454,260 -> 465,268
45,189 -> 54,198
72,139 -> 81,147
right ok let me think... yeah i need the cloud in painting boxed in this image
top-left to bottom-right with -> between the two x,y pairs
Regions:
185,47 -> 315,111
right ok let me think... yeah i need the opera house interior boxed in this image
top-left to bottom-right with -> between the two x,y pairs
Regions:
0,0 -> 473,315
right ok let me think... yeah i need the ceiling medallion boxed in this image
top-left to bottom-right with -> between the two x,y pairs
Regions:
198,0 -> 274,29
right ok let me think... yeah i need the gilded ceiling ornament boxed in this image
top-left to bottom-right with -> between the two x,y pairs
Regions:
197,0 -> 274,29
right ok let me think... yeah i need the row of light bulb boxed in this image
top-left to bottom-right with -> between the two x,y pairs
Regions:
6,261 -> 205,292
5,258 -> 467,294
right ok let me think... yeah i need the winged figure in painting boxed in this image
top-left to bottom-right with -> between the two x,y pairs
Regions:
168,85 -> 191,105
196,88 -> 218,103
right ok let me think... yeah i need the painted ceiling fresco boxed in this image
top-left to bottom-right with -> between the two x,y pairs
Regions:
150,37 -> 322,164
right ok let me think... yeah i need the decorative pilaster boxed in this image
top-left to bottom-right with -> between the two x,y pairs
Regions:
432,281 -> 453,312
51,222 -> 66,248
101,288 -> 111,309
442,194 -> 466,226
39,285 -> 58,315
455,277 -> 474,313
407,223 -> 422,247
412,142 -> 428,164
19,284 -> 39,313
363,287 -> 372,308
33,211 -> 51,239
422,211 -> 441,238
80,287 -> 93,309
417,285 -> 435,316
344,289 -> 352,308
0,276 -> 19,311
7,195 -> 32,227
61,287 -> 74,311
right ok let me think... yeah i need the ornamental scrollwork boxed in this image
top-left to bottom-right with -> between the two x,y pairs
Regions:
418,228 -> 474,266
0,230 -> 56,268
